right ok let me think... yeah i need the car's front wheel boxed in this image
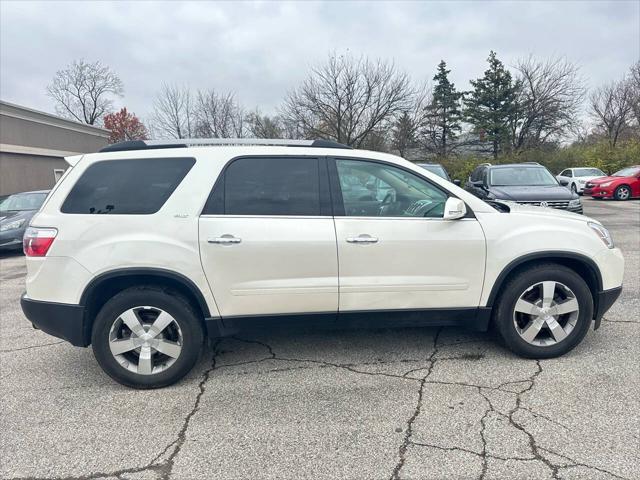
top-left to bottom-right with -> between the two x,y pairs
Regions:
92,286 -> 204,388
614,185 -> 631,201
570,183 -> 578,194
493,264 -> 593,358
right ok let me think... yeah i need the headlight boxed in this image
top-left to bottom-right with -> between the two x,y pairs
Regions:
588,222 -> 614,249
0,218 -> 25,232
568,199 -> 581,208
599,182 -> 612,187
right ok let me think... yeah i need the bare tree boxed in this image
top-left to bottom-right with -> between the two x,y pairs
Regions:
150,84 -> 195,139
281,54 -> 414,148
246,109 -> 284,138
510,56 -> 585,150
194,89 -> 245,138
589,79 -> 634,147
46,59 -> 123,125
629,60 -> 640,127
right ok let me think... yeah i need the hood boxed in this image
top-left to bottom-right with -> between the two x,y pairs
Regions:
587,175 -> 625,185
495,201 -> 590,222
574,175 -> 605,183
0,209 -> 36,224
488,184 -> 577,201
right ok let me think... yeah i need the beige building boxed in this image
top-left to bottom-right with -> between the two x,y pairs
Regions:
0,100 -> 109,196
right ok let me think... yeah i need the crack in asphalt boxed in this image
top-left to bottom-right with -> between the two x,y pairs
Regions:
389,327 -> 443,480
0,340 -> 65,353
7,335 -> 633,480
388,353 -> 630,480
602,316 -> 639,324
8,342 -> 223,480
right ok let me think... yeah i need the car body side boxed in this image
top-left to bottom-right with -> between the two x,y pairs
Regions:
24,147 -> 624,346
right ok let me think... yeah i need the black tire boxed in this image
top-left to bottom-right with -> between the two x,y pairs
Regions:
493,263 -> 593,359
614,185 -> 631,201
91,286 -> 204,389
570,183 -> 577,194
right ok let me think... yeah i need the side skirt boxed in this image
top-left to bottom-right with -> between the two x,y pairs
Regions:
205,307 -> 492,338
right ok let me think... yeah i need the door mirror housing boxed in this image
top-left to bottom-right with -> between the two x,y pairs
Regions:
559,179 -> 569,187
453,179 -> 461,186
443,197 -> 467,220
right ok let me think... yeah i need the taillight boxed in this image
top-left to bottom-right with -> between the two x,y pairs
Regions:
23,227 -> 58,257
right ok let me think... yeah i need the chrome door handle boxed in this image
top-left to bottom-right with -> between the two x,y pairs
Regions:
208,235 -> 241,245
346,235 -> 378,244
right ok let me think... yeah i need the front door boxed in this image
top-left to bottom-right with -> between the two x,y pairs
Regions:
331,158 -> 486,312
199,156 -> 338,317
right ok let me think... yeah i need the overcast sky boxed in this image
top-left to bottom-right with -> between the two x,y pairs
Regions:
1,0 -> 638,123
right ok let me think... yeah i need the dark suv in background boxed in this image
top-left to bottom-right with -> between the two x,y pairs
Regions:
465,163 -> 583,214
416,163 -> 455,183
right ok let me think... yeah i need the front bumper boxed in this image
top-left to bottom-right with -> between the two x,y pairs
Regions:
20,294 -> 89,346
568,205 -> 583,214
593,286 -> 623,329
584,186 -> 612,198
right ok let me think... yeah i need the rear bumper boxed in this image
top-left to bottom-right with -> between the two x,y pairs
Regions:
20,294 -> 88,346
594,286 -> 623,329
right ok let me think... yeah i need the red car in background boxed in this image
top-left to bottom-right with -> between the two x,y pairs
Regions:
583,166 -> 640,200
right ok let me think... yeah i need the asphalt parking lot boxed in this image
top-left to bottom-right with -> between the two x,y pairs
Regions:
1,198 -> 638,480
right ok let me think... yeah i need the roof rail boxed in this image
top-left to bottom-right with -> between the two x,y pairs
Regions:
99,138 -> 352,153
522,161 -> 541,165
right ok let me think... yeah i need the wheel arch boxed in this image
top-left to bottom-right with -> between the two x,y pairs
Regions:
80,268 -> 211,345
486,252 -> 602,314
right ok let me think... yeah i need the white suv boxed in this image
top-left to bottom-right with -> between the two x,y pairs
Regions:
21,139 -> 624,388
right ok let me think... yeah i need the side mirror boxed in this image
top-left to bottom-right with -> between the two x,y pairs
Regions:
470,180 -> 487,190
443,197 -> 467,220
559,179 -> 569,187
453,179 -> 461,186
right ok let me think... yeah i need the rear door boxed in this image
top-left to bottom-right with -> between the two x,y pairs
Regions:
331,157 -> 486,312
198,156 -> 338,317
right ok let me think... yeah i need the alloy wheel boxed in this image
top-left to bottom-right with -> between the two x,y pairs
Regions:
513,281 -> 580,346
108,306 -> 183,375
617,186 -> 630,200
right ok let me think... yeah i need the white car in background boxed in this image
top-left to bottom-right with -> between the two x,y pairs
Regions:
557,167 -> 606,194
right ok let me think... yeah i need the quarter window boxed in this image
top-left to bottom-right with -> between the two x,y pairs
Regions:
207,157 -> 321,216
335,159 -> 448,218
61,158 -> 195,214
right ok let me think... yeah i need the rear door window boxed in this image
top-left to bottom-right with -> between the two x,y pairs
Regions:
204,157 -> 322,216
61,158 -> 195,214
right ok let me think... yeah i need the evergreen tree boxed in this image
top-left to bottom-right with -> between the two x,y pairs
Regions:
391,112 -> 418,157
465,51 -> 520,158
423,60 -> 462,157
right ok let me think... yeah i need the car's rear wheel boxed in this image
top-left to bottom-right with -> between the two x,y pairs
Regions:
92,286 -> 203,389
614,185 -> 631,201
493,264 -> 593,358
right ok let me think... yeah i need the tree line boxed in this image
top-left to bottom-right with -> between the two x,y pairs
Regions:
46,53 -> 640,173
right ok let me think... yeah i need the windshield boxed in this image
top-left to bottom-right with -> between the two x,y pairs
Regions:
574,168 -> 605,177
490,167 -> 558,186
417,164 -> 449,180
0,192 -> 47,212
613,167 -> 640,177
